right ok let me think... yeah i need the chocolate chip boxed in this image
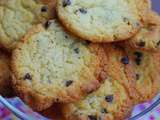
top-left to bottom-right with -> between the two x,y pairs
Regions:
135,58 -> 141,65
88,115 -> 97,120
41,6 -> 48,12
105,95 -> 113,103
79,8 -> 87,14
44,21 -> 51,29
65,80 -> 73,87
63,0 -> 71,7
74,48 -> 79,54
121,56 -> 129,64
123,17 -> 130,25
136,74 -> 140,80
134,52 -> 143,65
82,40 -> 91,46
65,35 -> 69,39
101,108 -> 108,114
138,41 -> 145,47
56,98 -> 59,102
134,52 -> 143,58
157,40 -> 160,46
23,73 -> 32,80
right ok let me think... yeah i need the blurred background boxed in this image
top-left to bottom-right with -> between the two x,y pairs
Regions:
152,0 -> 160,13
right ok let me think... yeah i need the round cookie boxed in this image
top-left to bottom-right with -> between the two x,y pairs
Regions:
125,48 -> 160,102
124,11 -> 160,51
57,0 -> 150,42
0,0 -> 55,50
12,20 -> 106,111
62,45 -> 136,120
0,51 -> 13,97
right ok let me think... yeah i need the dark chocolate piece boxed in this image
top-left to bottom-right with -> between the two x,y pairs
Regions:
79,8 -> 87,14
101,108 -> 108,114
88,115 -> 97,120
121,56 -> 129,65
105,95 -> 113,103
44,21 -> 52,29
41,6 -> 48,12
136,74 -> 140,80
24,73 -> 32,80
65,80 -> 73,87
63,0 -> 71,7
138,41 -> 145,47
74,48 -> 80,54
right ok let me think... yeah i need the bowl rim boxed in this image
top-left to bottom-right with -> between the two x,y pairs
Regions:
0,95 -> 160,120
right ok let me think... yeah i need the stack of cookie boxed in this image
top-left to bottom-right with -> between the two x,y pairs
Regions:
0,0 -> 56,97
0,0 -> 159,119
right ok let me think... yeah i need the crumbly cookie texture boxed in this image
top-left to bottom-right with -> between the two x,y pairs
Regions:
12,20 -> 106,111
124,11 -> 160,51
57,0 -> 150,42
0,51 -> 13,97
62,45 -> 137,120
125,48 -> 160,102
0,0 -> 55,50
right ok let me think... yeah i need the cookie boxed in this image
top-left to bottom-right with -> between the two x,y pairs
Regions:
124,11 -> 160,51
57,0 -> 150,42
103,45 -> 139,102
0,0 -> 55,50
125,48 -> 160,102
0,51 -> 13,97
62,45 -> 138,120
12,20 -> 106,111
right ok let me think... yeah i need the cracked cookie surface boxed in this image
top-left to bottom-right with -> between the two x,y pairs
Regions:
0,0 -> 55,50
57,0 -> 150,42
12,20 -> 106,111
